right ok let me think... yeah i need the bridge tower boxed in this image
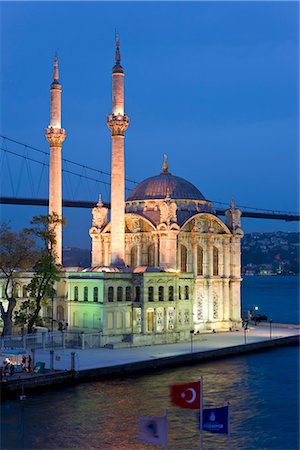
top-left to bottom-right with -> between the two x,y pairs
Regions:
45,55 -> 66,264
107,35 -> 129,265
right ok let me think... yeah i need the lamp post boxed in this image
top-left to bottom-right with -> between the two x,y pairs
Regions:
269,319 -> 273,339
190,329 -> 194,353
243,320 -> 248,344
51,294 -> 54,333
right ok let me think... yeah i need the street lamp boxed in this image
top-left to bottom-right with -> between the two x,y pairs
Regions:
243,320 -> 248,344
190,329 -> 194,353
269,319 -> 273,339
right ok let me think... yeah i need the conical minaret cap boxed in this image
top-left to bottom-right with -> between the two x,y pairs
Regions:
51,52 -> 61,87
112,32 -> 124,74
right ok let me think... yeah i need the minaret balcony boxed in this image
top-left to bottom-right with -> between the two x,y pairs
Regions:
107,113 -> 130,136
45,127 -> 66,147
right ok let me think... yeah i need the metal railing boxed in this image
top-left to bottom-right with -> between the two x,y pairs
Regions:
0,331 -> 104,351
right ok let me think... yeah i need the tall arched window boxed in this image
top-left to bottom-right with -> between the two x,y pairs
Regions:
148,286 -> 154,302
130,246 -> 137,267
168,286 -> 174,301
126,286 -> 131,302
117,287 -> 123,302
158,286 -> 164,302
197,246 -> 203,276
57,305 -> 64,321
22,285 -> 28,298
74,286 -> 79,301
108,287 -> 114,302
135,286 -> 141,302
84,286 -> 88,302
180,245 -> 187,272
213,246 -> 219,276
147,244 -> 155,267
93,287 -> 98,302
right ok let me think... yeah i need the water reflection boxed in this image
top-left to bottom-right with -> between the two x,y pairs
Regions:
1,347 -> 299,450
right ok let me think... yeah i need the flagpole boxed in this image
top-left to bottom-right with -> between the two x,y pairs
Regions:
227,401 -> 231,450
164,408 -> 168,450
199,375 -> 203,450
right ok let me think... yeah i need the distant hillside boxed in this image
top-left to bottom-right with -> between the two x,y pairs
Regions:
62,231 -> 300,274
242,232 -> 299,275
63,247 -> 91,268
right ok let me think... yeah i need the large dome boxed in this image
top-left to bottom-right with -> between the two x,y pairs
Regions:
127,171 -> 205,201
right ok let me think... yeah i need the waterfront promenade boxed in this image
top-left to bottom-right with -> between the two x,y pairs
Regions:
35,323 -> 300,372
1,324 -> 299,398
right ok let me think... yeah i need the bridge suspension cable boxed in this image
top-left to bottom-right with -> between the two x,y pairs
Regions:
1,135 -> 299,217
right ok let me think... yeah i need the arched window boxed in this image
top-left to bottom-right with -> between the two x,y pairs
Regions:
158,286 -> 164,302
126,286 -> 131,302
213,246 -> 219,276
57,305 -> 64,321
93,287 -> 98,302
148,286 -> 154,302
185,285 -> 189,300
117,287 -> 123,302
197,246 -> 203,276
135,286 -> 141,302
130,246 -> 137,267
168,286 -> 174,301
22,285 -> 28,298
147,244 -> 155,267
74,286 -> 78,301
108,287 -> 114,302
84,286 -> 88,302
180,245 -> 187,272
178,285 -> 182,300
14,283 -> 20,298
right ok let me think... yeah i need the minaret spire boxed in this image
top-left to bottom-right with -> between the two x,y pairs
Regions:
53,52 -> 59,82
107,35 -> 129,265
45,53 -> 66,265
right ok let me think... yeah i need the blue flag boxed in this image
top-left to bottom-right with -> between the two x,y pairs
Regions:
202,405 -> 229,434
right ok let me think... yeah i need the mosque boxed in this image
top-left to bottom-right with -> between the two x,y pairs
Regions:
2,38 -> 244,345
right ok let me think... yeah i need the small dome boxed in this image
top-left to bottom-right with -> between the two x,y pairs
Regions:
127,172 -> 205,201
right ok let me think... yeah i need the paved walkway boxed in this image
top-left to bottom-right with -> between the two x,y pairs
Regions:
33,324 -> 299,372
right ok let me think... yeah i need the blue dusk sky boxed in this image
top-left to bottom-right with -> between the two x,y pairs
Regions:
1,1 -> 299,248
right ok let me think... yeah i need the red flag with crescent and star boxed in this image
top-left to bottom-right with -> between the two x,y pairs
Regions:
170,381 -> 201,409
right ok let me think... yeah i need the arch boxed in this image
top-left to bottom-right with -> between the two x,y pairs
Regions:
22,285 -> 28,298
147,244 -> 155,267
83,286 -> 89,302
57,305 -> 64,321
135,286 -> 141,302
180,245 -> 188,272
117,286 -> 123,302
197,245 -> 203,276
93,287 -> 98,302
158,286 -> 164,302
130,246 -> 137,267
148,286 -> 154,302
181,212 -> 231,234
125,286 -> 131,302
108,286 -> 114,302
213,246 -> 219,276
74,286 -> 79,301
168,286 -> 174,301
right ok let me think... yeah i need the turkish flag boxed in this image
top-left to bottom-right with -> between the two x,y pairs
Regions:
170,381 -> 201,409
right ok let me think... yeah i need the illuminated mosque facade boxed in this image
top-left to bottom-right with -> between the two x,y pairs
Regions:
2,38 -> 244,345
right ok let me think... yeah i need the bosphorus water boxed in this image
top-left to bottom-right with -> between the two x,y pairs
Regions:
1,276 -> 299,450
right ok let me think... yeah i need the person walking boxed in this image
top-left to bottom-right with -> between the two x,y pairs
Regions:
27,355 -> 32,373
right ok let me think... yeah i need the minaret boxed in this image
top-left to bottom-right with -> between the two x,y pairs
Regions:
45,54 -> 66,264
107,35 -> 129,265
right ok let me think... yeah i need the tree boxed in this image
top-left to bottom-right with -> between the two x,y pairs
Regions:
25,213 -> 65,334
0,225 -> 38,336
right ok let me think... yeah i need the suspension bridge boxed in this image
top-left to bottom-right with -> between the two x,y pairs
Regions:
1,135 -> 299,222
